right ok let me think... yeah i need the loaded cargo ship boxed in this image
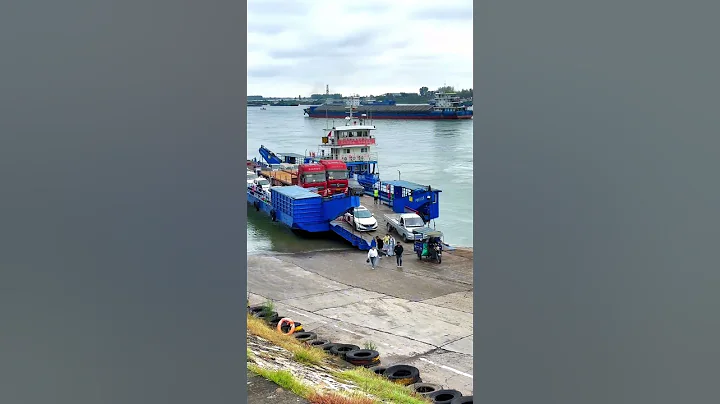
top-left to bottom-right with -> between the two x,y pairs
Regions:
248,98 -> 443,250
303,92 -> 472,120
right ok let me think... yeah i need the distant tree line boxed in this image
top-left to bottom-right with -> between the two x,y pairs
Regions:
296,86 -> 473,105
370,86 -> 473,104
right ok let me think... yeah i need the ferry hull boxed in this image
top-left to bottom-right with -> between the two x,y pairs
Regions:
304,106 -> 473,120
247,185 -> 359,233
306,111 -> 473,120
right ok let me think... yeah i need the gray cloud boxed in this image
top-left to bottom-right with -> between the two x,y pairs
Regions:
267,31 -> 410,61
247,1 -> 473,96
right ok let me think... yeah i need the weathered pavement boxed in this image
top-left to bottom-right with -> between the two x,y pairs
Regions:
247,246 -> 474,395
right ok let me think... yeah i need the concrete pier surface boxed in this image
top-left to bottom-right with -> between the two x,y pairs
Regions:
247,245 -> 474,395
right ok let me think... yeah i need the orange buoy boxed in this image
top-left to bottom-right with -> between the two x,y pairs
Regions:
276,318 -> 296,335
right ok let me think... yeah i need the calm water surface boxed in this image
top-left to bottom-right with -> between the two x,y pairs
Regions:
247,106 -> 473,254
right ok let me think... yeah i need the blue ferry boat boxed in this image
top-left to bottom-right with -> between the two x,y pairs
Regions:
248,99 -> 443,250
303,92 -> 472,120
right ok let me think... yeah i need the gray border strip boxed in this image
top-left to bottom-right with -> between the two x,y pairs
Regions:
475,1 -> 720,403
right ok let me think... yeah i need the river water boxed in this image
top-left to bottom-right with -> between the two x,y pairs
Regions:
247,106 -> 473,254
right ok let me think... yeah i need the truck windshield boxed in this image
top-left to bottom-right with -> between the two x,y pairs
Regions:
354,210 -> 372,219
403,217 -> 424,227
303,173 -> 326,183
257,179 -> 269,186
327,170 -> 348,180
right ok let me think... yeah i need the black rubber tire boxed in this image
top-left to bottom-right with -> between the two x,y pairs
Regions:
369,365 -> 387,376
344,349 -> 379,362
329,344 -> 361,358
450,396 -> 473,404
254,310 -> 278,321
428,389 -> 463,404
344,349 -> 380,366
309,339 -> 330,348
321,343 -> 338,352
407,382 -> 442,396
248,305 -> 264,314
293,332 -> 317,342
383,364 -> 421,386
437,253 -> 442,264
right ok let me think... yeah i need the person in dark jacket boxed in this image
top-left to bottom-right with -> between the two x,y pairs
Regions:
376,236 -> 384,254
394,243 -> 404,267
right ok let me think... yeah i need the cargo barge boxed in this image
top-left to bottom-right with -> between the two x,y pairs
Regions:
248,99 -> 444,250
303,92 -> 472,120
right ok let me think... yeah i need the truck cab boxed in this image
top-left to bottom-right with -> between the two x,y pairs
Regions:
297,163 -> 328,195
319,160 -> 349,195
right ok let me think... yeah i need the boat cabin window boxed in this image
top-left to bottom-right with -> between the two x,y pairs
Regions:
361,148 -> 368,153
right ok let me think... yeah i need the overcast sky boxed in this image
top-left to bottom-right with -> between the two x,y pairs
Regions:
247,0 -> 473,97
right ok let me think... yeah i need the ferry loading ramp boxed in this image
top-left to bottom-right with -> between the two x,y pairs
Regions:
329,194 -> 444,251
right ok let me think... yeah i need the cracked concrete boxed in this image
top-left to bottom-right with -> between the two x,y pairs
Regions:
419,290 -> 474,314
247,247 -> 474,396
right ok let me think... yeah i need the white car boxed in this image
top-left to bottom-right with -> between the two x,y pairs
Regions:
344,205 -> 378,232
252,177 -> 271,192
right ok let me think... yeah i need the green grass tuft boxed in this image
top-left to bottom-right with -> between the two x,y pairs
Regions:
362,341 -> 377,351
293,347 -> 327,366
248,364 -> 313,398
335,368 -> 431,404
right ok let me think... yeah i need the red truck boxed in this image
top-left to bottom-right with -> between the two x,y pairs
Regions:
319,160 -> 349,195
296,163 -> 328,195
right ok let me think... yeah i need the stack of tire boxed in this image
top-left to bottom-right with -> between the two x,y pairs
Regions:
248,305 -> 304,333
305,340 -> 383,368
375,364 -> 422,386
404,383 -> 472,404
249,304 -> 473,402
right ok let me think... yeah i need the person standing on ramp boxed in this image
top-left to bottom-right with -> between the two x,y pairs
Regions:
394,242 -> 404,267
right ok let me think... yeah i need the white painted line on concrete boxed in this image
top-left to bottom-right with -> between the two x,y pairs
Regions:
340,327 -> 366,337
418,357 -> 473,379
285,308 -> 327,324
